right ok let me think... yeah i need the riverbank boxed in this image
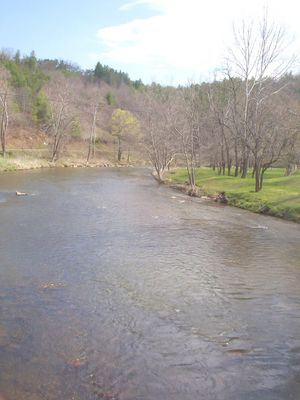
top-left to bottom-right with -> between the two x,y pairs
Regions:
165,167 -> 300,223
0,155 -> 114,172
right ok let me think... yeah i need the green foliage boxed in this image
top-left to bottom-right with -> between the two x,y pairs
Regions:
32,91 -> 51,126
132,79 -> 144,89
94,61 -> 131,87
23,50 -> 37,70
94,61 -> 143,89
1,54 -> 49,117
111,108 -> 140,139
5,60 -> 26,88
105,91 -> 115,106
14,50 -> 21,64
111,108 -> 140,162
57,60 -> 81,73
70,116 -> 82,138
3,57 -> 49,98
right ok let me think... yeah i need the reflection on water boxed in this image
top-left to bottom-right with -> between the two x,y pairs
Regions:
0,168 -> 300,399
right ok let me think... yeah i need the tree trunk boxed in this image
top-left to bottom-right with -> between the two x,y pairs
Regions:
127,148 -> 130,164
234,141 -> 239,176
87,105 -> 98,164
227,160 -> 232,176
255,163 -> 261,192
241,151 -> 249,178
0,93 -> 8,157
117,136 -> 122,162
259,168 -> 268,191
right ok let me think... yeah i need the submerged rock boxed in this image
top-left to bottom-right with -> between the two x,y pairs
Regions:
66,357 -> 87,368
0,325 -> 9,347
40,282 -> 66,289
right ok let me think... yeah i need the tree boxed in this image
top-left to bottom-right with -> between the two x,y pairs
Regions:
138,88 -> 176,181
225,12 -> 296,190
0,66 -> 9,156
14,50 -> 21,64
24,50 -> 37,70
171,85 -> 207,193
86,103 -> 99,164
3,55 -> 49,114
111,108 -> 139,162
94,62 -> 131,87
32,90 -> 51,127
208,79 -> 236,176
45,76 -> 74,161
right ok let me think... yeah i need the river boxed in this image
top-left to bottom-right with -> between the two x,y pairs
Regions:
0,168 -> 300,400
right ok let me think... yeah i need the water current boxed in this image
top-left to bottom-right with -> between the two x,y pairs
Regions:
0,168 -> 300,399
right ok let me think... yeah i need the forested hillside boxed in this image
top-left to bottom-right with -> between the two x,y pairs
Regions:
0,49 -> 144,165
1,27 -> 300,196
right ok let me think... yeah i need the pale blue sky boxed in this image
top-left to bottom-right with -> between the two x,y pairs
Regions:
1,0 -> 299,84
0,1 -> 155,67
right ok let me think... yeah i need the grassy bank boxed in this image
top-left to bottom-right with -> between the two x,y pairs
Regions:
0,156 -> 52,171
0,154 -> 113,172
166,167 -> 300,222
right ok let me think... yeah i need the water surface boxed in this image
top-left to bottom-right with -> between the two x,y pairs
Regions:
0,168 -> 300,399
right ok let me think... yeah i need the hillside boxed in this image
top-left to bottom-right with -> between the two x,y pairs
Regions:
0,49 -> 145,168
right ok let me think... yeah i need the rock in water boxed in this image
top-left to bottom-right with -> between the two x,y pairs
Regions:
16,191 -> 28,196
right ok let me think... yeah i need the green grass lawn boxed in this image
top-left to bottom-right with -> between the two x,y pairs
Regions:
166,167 -> 300,222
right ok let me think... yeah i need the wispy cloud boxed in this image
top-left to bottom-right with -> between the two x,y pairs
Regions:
94,0 -> 300,84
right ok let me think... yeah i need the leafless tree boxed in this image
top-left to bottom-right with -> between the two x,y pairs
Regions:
45,76 -> 74,161
138,89 -> 176,181
207,80 -> 237,175
171,85 -> 207,193
86,103 -> 99,164
225,12 -> 296,190
0,66 -> 9,156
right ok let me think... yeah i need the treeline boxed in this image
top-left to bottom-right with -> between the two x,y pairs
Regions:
136,78 -> 300,192
133,16 -> 300,192
93,62 -> 143,89
0,14 -> 300,193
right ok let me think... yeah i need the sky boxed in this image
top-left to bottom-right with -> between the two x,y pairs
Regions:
1,0 -> 300,85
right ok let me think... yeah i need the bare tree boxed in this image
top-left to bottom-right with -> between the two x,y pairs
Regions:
208,80 -> 237,175
225,12 -> 296,190
45,76 -> 73,161
0,66 -> 9,157
138,89 -> 176,181
250,91 -> 293,191
171,85 -> 207,193
86,103 -> 99,164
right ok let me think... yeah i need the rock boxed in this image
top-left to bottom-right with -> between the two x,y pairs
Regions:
67,357 -> 87,368
16,191 -> 28,196
214,192 -> 228,204
40,282 -> 65,289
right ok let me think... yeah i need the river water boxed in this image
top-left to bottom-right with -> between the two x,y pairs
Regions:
0,168 -> 300,400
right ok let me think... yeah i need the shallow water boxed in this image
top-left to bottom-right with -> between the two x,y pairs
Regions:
0,168 -> 300,400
